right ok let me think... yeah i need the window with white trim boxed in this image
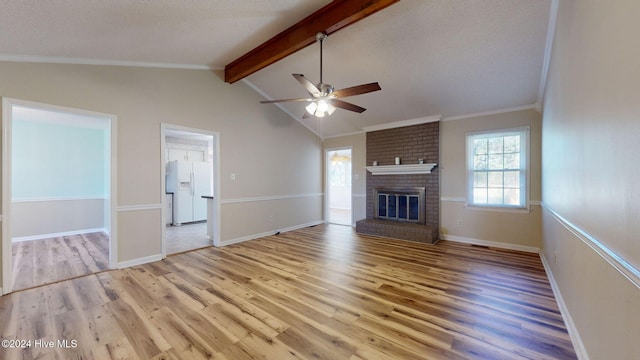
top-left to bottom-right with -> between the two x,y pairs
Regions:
466,127 -> 529,208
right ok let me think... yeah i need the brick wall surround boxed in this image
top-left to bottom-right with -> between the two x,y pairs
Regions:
356,121 -> 440,244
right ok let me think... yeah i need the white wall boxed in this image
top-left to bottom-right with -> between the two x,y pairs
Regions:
0,62 -> 323,286
542,0 -> 640,358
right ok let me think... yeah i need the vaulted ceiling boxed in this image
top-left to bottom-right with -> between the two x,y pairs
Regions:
0,0 -> 553,138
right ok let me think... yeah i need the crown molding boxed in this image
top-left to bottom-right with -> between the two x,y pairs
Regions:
537,0 -> 560,108
442,104 -> 538,122
0,54 -> 218,70
362,115 -> 442,133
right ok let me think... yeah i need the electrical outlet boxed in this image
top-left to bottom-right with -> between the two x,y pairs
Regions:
457,220 -> 463,227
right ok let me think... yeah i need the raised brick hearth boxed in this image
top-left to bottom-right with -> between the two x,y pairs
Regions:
356,121 -> 440,244
356,219 -> 438,243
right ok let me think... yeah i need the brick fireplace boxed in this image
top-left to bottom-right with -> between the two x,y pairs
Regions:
355,120 -> 440,244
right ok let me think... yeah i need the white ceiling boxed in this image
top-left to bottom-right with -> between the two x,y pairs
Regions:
0,0 -> 553,139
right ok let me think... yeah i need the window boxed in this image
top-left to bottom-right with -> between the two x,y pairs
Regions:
466,127 -> 529,208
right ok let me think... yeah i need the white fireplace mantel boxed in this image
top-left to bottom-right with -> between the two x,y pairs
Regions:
366,163 -> 437,175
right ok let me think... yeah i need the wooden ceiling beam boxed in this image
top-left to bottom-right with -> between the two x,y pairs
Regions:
224,0 -> 400,84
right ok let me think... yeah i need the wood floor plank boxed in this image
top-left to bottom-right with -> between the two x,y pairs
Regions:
148,306 -> 217,358
106,298 -> 167,359
0,224 -> 578,359
11,232 -> 110,291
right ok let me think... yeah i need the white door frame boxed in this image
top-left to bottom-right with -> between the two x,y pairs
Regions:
160,123 -> 220,257
2,97 -> 118,295
325,146 -> 353,226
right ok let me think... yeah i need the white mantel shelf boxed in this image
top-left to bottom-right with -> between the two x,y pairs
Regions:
366,163 -> 437,175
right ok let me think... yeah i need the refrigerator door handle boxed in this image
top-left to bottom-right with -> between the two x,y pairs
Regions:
191,171 -> 195,196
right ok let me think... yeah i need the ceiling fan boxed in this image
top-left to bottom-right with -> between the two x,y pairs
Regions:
260,32 -> 381,118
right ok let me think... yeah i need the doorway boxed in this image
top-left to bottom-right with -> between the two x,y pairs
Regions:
326,148 -> 352,226
2,98 -> 117,294
161,124 -> 219,256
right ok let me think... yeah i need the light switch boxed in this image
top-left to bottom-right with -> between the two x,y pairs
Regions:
230,173 -> 236,181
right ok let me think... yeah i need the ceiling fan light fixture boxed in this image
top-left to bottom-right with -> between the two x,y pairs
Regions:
259,32 -> 381,118
306,102 -> 318,114
317,100 -> 329,113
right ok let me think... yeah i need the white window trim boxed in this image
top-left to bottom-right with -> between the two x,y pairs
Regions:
465,126 -> 531,212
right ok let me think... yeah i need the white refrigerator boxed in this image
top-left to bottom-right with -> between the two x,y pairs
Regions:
166,160 -> 211,225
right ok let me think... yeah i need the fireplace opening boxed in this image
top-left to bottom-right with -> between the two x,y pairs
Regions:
374,187 -> 425,224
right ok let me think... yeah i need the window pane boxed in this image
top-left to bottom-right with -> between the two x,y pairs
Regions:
468,130 -> 527,208
504,135 -> 520,153
473,188 -> 487,204
504,153 -> 520,169
488,172 -> 503,187
474,138 -> 488,155
398,196 -> 407,219
388,195 -> 397,218
378,194 -> 386,217
488,154 -> 504,170
474,172 -> 488,187
504,189 -> 521,206
488,137 -> 503,154
409,197 -> 419,220
488,188 -> 503,204
474,155 -> 487,170
504,171 -> 520,188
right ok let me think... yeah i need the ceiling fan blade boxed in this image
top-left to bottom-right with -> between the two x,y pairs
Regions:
293,74 -> 321,96
260,97 -> 314,104
330,99 -> 367,113
332,82 -> 381,98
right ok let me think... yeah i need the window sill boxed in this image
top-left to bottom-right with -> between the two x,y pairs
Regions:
464,204 -> 532,214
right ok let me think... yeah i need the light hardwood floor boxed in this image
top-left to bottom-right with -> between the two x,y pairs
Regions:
0,224 -> 577,359
11,232 -> 110,291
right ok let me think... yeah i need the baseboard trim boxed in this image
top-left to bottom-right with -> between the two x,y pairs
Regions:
441,234 -> 540,253
220,220 -> 326,247
12,227 -> 108,243
118,254 -> 163,269
539,253 -> 589,360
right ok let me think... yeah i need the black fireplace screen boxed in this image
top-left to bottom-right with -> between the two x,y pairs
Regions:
374,187 -> 425,223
